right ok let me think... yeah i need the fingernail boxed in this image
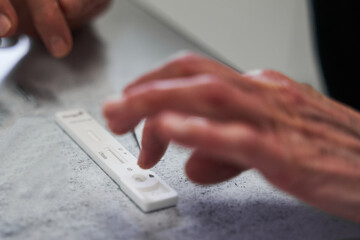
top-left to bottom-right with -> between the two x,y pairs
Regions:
0,14 -> 11,36
49,36 -> 69,58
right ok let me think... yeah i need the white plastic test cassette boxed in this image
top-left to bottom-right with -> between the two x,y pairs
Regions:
56,109 -> 178,212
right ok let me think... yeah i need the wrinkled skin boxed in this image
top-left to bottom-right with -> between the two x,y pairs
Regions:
103,53 -> 360,223
0,0 -> 111,57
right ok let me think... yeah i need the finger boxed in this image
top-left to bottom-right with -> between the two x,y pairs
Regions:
246,70 -> 360,138
243,69 -> 294,85
185,150 -> 246,184
124,52 -> 246,94
137,118 -> 169,169
60,0 -> 110,19
0,0 -> 18,37
157,112 -> 286,171
103,75 -> 268,134
27,0 -> 72,58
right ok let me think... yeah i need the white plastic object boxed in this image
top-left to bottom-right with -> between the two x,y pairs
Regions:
56,109 -> 178,212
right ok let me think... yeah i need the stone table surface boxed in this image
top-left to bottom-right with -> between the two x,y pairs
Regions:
0,1 -> 360,239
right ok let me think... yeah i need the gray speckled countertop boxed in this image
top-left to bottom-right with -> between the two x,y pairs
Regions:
0,1 -> 360,239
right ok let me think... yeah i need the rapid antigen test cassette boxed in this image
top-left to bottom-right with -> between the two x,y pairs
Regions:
56,109 -> 178,212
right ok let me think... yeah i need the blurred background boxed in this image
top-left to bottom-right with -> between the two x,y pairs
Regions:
1,0 -> 324,91
136,0 -> 324,92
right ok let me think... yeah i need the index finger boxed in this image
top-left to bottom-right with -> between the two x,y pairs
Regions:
27,0 -> 72,58
124,53 -> 248,94
103,75 -> 269,134
124,53 -> 282,96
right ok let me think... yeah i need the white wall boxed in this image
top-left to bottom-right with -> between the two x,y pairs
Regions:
135,0 -> 324,92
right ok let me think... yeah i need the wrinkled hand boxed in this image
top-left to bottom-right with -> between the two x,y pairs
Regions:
0,0 -> 111,57
103,53 -> 360,222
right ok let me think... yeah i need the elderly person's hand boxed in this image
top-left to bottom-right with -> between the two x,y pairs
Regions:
103,53 -> 360,223
0,0 -> 111,57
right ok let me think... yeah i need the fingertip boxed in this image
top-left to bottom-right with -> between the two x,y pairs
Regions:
137,118 -> 169,169
103,98 -> 142,134
185,152 -> 244,185
102,102 -> 113,119
48,35 -> 72,58
185,156 -> 212,184
106,120 -> 128,135
137,151 -> 155,169
102,100 -> 123,119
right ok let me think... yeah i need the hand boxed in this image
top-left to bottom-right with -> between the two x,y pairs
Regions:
103,53 -> 360,222
0,0 -> 111,57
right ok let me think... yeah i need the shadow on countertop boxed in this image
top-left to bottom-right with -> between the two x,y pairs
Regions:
3,26 -> 106,104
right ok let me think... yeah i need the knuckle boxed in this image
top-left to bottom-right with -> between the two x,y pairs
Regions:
170,52 -> 203,74
245,69 -> 265,77
176,52 -> 201,62
300,83 -> 315,93
255,69 -> 294,85
262,69 -> 289,79
247,69 -> 280,78
199,74 -> 224,90
261,69 -> 279,76
171,51 -> 199,61
198,75 -> 232,108
278,84 -> 306,108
